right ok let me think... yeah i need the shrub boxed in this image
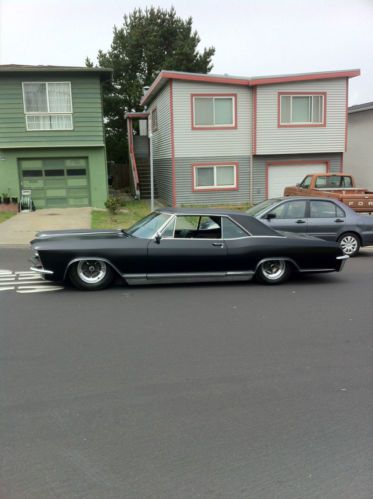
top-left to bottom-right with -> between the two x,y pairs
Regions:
105,196 -> 122,215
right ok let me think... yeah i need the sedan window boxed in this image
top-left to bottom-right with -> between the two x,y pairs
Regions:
222,217 -> 248,238
267,200 -> 306,219
174,215 -> 222,239
310,200 -> 340,218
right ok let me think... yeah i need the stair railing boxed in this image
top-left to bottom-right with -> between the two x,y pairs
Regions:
126,119 -> 141,199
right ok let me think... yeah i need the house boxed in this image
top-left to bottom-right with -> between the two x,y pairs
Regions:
0,65 -> 111,209
343,102 -> 373,189
126,68 -> 360,207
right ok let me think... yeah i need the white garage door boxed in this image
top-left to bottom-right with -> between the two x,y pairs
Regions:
268,163 -> 327,198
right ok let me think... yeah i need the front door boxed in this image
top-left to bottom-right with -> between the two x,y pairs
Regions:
307,200 -> 346,241
261,199 -> 308,233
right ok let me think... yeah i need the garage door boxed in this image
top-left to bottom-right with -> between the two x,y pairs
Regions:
20,158 -> 90,209
268,163 -> 327,198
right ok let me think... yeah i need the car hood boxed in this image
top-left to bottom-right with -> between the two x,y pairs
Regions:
31,228 -> 126,243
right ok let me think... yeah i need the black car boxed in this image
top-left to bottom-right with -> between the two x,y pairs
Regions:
30,208 -> 348,290
247,197 -> 373,257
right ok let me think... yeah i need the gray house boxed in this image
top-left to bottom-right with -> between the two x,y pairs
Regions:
343,102 -> 373,189
126,68 -> 360,207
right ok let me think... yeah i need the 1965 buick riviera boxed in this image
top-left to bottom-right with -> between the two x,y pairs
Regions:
30,208 -> 348,290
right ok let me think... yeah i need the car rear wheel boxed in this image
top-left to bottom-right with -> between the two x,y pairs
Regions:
338,232 -> 360,257
68,260 -> 114,290
255,259 -> 291,285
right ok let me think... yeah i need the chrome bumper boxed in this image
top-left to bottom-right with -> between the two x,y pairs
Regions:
336,254 -> 349,271
30,266 -> 54,275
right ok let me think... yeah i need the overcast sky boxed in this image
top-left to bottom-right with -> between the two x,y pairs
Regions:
0,0 -> 372,105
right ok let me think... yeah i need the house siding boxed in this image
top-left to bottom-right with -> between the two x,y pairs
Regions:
154,158 -> 173,206
175,155 -> 250,206
252,153 -> 343,204
149,83 -> 172,160
344,109 -> 373,188
173,80 -> 252,158
255,79 -> 347,154
0,73 -> 105,148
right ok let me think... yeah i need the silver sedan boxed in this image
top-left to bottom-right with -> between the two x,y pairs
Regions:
247,196 -> 373,256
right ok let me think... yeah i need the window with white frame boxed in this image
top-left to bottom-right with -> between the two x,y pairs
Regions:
194,164 -> 237,190
193,95 -> 235,128
151,108 -> 158,132
280,94 -> 324,125
23,82 -> 73,130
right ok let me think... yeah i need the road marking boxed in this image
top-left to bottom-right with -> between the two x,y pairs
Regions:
0,270 -> 63,294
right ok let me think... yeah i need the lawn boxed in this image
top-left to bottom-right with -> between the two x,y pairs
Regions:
0,212 -> 16,224
92,200 -> 251,229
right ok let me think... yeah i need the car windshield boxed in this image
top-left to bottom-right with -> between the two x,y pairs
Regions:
127,212 -> 172,238
246,199 -> 280,216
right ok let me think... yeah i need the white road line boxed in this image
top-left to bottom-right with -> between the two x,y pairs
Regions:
0,278 -> 16,281
0,270 -> 13,275
0,287 -> 16,292
18,276 -> 43,280
17,286 -> 63,293
0,280 -> 49,286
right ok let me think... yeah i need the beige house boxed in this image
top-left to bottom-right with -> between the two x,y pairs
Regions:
344,102 -> 373,189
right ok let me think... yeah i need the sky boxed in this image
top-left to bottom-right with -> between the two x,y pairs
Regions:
0,0 -> 372,105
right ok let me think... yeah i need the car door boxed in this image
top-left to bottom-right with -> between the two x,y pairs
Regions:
260,199 -> 308,233
307,200 -> 346,241
147,214 -> 228,277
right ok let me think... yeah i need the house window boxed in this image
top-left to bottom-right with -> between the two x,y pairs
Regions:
151,108 -> 158,132
23,82 -> 73,130
192,95 -> 236,128
193,163 -> 238,190
279,93 -> 325,126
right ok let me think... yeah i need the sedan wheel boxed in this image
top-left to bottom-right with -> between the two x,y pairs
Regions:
338,233 -> 360,257
68,260 -> 114,290
256,259 -> 291,285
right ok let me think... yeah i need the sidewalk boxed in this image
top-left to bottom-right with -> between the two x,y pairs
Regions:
0,207 -> 92,245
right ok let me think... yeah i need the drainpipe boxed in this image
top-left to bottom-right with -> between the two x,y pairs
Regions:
148,117 -> 154,212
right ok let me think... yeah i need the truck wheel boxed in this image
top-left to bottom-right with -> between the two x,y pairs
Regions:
338,232 -> 360,257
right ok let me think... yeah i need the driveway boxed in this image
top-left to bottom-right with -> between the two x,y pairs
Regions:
0,207 -> 92,245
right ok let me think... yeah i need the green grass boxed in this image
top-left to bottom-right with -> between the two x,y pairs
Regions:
91,201 -> 252,229
91,200 -> 152,229
0,212 -> 16,224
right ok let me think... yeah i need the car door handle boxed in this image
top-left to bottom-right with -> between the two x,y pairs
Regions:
334,219 -> 344,223
295,219 -> 306,224
212,242 -> 224,247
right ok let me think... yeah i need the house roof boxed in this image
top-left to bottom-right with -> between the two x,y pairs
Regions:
0,64 -> 112,81
348,101 -> 373,114
140,68 -> 360,107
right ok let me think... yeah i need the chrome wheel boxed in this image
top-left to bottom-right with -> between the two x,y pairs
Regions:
338,233 -> 360,257
256,259 -> 291,285
77,260 -> 107,284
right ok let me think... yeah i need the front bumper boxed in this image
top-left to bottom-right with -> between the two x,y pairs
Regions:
30,266 -> 54,276
336,254 -> 349,271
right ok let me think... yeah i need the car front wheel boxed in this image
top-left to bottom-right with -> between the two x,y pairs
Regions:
255,259 -> 291,285
338,232 -> 360,257
68,260 -> 114,290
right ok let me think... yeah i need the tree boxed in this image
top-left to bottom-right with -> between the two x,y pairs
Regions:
87,7 -> 215,163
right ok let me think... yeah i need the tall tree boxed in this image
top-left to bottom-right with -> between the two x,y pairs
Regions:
87,7 -> 215,162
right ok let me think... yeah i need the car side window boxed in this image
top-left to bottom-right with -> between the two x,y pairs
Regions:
267,200 -> 306,219
222,217 -> 248,239
310,201 -> 338,218
161,218 -> 176,238
300,176 -> 312,188
173,215 -> 222,239
336,205 -> 346,218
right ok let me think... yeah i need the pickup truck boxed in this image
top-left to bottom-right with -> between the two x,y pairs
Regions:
284,173 -> 373,213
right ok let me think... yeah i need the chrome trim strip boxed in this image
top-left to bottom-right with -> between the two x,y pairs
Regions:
336,255 -> 349,260
30,266 -> 54,275
298,268 -> 336,273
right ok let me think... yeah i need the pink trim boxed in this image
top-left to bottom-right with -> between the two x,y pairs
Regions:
192,162 -> 239,192
345,79 -> 349,152
278,92 -> 327,128
125,112 -> 149,119
265,160 -> 330,198
340,153 -> 344,172
191,93 -> 238,130
127,118 -> 140,186
170,81 -> 176,207
250,70 -> 360,86
252,87 -> 257,154
140,69 -> 360,106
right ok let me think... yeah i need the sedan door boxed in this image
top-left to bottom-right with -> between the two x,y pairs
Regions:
147,215 -> 227,278
260,199 -> 308,233
307,200 -> 346,241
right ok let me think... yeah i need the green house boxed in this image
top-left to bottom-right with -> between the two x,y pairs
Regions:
0,65 -> 112,209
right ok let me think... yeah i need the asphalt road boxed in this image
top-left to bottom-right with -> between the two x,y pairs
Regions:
1,247 -> 372,499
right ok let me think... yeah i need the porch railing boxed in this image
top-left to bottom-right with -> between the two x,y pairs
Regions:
126,119 -> 140,199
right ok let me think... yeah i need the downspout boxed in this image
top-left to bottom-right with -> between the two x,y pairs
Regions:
250,86 -> 257,206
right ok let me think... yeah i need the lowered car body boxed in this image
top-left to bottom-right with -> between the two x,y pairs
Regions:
30,208 -> 348,290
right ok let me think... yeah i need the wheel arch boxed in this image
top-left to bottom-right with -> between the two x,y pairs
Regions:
255,257 -> 300,274
63,257 -> 123,281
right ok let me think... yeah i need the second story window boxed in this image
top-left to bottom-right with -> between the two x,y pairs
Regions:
23,82 -> 73,131
279,93 -> 325,126
192,94 -> 236,129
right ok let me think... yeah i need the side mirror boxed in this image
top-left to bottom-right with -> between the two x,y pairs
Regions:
154,232 -> 162,244
264,213 -> 276,221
